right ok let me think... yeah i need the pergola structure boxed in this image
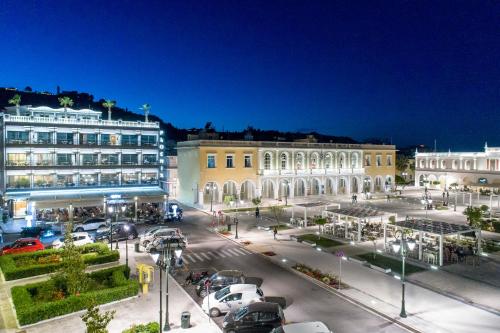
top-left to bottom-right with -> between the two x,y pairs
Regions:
391,219 -> 481,266
323,207 -> 396,242
290,201 -> 338,227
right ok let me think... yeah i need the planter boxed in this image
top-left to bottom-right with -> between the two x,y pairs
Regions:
369,264 -> 392,274
302,240 -> 317,247
348,257 -> 367,265
292,263 -> 348,290
289,235 -> 298,241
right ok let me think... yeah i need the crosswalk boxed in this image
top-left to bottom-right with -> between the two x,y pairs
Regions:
182,247 -> 253,264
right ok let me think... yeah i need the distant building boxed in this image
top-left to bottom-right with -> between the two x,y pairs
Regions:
415,143 -> 500,191
0,105 -> 166,219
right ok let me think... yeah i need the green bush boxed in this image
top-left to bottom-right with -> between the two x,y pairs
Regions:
493,221 -> 500,233
12,265 -> 139,325
0,244 -> 119,281
123,322 -> 160,333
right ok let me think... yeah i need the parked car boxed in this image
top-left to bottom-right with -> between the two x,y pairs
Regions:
196,270 -> 246,297
52,232 -> 94,249
0,238 -> 45,255
202,284 -> 264,317
139,227 -> 186,248
271,321 -> 332,333
95,222 -> 138,242
20,226 -> 54,238
164,203 -> 183,222
145,234 -> 187,252
73,218 -> 108,232
222,302 -> 285,333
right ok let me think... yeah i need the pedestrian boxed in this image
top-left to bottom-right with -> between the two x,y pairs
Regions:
354,194 -> 358,203
255,206 -> 260,219
273,226 -> 278,240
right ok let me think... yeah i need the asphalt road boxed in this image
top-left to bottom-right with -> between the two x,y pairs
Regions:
173,205 -> 407,333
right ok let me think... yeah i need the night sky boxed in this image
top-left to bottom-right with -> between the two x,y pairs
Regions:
1,0 -> 499,150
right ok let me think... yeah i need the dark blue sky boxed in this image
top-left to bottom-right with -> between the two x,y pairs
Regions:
1,0 -> 499,150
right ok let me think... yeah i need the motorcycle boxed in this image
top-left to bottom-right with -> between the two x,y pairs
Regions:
183,270 -> 209,286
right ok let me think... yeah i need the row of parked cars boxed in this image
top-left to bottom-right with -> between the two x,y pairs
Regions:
192,270 -> 332,333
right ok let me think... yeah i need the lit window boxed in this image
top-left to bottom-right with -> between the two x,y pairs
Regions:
281,153 -> 287,170
207,155 -> 216,168
226,155 -> 234,168
264,153 -> 271,170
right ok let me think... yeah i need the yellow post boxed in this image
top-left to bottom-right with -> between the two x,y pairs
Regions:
136,263 -> 154,294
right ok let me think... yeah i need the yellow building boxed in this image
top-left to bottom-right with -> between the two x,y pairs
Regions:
177,140 -> 396,207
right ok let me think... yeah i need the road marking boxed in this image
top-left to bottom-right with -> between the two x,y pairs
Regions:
193,253 -> 203,261
226,248 -> 241,256
231,248 -> 247,255
216,251 -> 227,257
221,249 -> 234,257
185,254 -> 196,263
200,252 -> 211,260
239,248 -> 252,254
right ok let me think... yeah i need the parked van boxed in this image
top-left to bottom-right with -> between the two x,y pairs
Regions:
271,321 -> 332,333
202,284 -> 264,317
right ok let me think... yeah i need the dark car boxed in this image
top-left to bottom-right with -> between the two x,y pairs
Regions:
223,302 -> 285,333
196,270 -> 246,297
95,222 -> 138,241
163,203 -> 183,222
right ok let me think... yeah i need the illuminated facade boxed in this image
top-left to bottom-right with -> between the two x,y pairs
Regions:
177,140 -> 396,207
0,105 -> 165,217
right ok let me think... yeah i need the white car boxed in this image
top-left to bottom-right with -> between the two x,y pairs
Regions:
52,232 -> 94,249
73,218 -> 108,232
139,227 -> 186,248
271,321 -> 332,333
202,284 -> 264,317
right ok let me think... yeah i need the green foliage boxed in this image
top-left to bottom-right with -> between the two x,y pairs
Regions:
480,205 -> 489,212
269,205 -> 285,227
314,216 -> 328,239
58,96 -> 74,109
493,221 -> 500,233
12,266 -> 138,325
8,94 -> 21,106
388,216 -> 396,224
463,207 -> 483,228
395,155 -> 409,172
0,243 -> 118,280
251,197 -> 262,207
123,322 -> 160,333
81,302 -> 115,333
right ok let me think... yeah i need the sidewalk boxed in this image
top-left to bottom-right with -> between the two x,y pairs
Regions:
0,243 -> 221,333
219,212 -> 500,333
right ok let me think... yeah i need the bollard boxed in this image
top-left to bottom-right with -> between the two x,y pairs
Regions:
134,242 -> 140,253
181,311 -> 191,328
227,224 -> 232,231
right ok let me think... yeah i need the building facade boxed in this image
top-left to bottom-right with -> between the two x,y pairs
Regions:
415,144 -> 500,191
177,140 -> 396,207
0,105 -> 166,217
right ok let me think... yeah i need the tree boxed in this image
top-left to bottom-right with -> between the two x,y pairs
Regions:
55,222 -> 89,295
81,302 -> 115,333
450,182 -> 459,191
269,205 -> 284,227
8,94 -> 21,116
102,99 -> 115,121
58,96 -> 74,112
395,175 -> 408,191
314,216 -> 327,239
24,86 -> 32,92
396,155 -> 409,172
251,197 -> 262,207
463,207 -> 482,229
141,103 -> 151,122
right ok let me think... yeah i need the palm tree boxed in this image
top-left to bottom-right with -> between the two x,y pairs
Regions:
314,216 -> 328,240
58,96 -> 74,113
102,100 -> 115,121
8,94 -> 21,116
141,103 -> 151,122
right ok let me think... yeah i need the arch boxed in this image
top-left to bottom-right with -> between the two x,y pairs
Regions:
350,152 -> 360,169
385,175 -> 393,191
452,160 -> 458,170
430,160 -> 437,169
324,153 -> 333,169
203,181 -> 221,205
338,152 -> 347,169
363,176 -> 372,193
440,160 -> 446,169
338,177 -> 348,194
374,176 -> 384,192
294,178 -> 306,197
310,178 -> 321,195
325,177 -> 336,195
278,179 -> 291,199
261,179 -> 275,199
310,152 -> 319,169
295,152 -> 305,170
351,176 -> 360,193
280,152 -> 288,170
223,180 -> 238,200
419,174 -> 426,187
464,160 -> 472,170
264,152 -> 272,170
240,180 -> 256,201
419,159 -> 426,168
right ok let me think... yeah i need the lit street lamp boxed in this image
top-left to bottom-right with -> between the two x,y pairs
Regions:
392,230 -> 416,318
134,196 -> 138,222
206,183 -> 217,212
421,192 -> 432,218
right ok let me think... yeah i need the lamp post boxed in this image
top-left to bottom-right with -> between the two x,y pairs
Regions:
134,196 -> 138,222
107,206 -> 114,250
123,224 -> 130,269
234,217 -> 239,239
115,205 -> 126,250
392,230 -> 416,318
420,192 -> 432,218
206,183 -> 217,212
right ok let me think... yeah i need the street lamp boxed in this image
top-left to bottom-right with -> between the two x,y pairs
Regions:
134,196 -> 138,222
234,217 -> 239,239
420,197 -> 433,218
392,230 -> 416,318
123,224 -> 130,269
108,206 -> 114,250
206,183 -> 217,212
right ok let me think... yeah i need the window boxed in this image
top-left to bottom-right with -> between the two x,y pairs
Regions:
56,154 -> 72,166
7,131 -> 29,144
7,153 -> 28,166
143,154 -> 157,164
376,155 -> 382,167
207,155 -> 216,168
56,133 -> 73,144
122,173 -> 138,184
35,153 -> 53,166
81,154 -> 98,166
310,154 -> 318,169
101,154 -> 118,165
215,286 -> 231,300
224,293 -> 242,301
80,174 -> 97,186
34,175 -> 53,188
7,175 -> 30,189
122,154 -> 138,165
226,155 -> 234,168
142,173 -> 158,184
56,174 -> 75,187
141,135 -> 157,146
122,134 -> 138,146
280,153 -> 287,170
264,153 -> 271,170
259,312 -> 278,321
365,155 -> 371,166
296,153 -> 303,170
387,155 -> 392,166
244,155 -> 252,168
101,134 -> 119,145
325,154 -> 332,169
36,132 -> 52,144
80,133 -> 97,145
101,173 -> 119,186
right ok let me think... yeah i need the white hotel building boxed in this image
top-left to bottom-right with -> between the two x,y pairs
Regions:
0,105 -> 166,217
415,144 -> 500,191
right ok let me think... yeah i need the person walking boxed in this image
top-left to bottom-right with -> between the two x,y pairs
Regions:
273,226 -> 278,240
255,206 -> 260,219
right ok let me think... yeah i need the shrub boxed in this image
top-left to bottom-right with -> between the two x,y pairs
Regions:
493,221 -> 500,233
123,322 -> 160,333
12,265 -> 138,325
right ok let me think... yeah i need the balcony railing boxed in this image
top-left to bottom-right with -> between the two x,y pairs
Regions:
259,168 -> 365,176
3,114 -> 160,128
